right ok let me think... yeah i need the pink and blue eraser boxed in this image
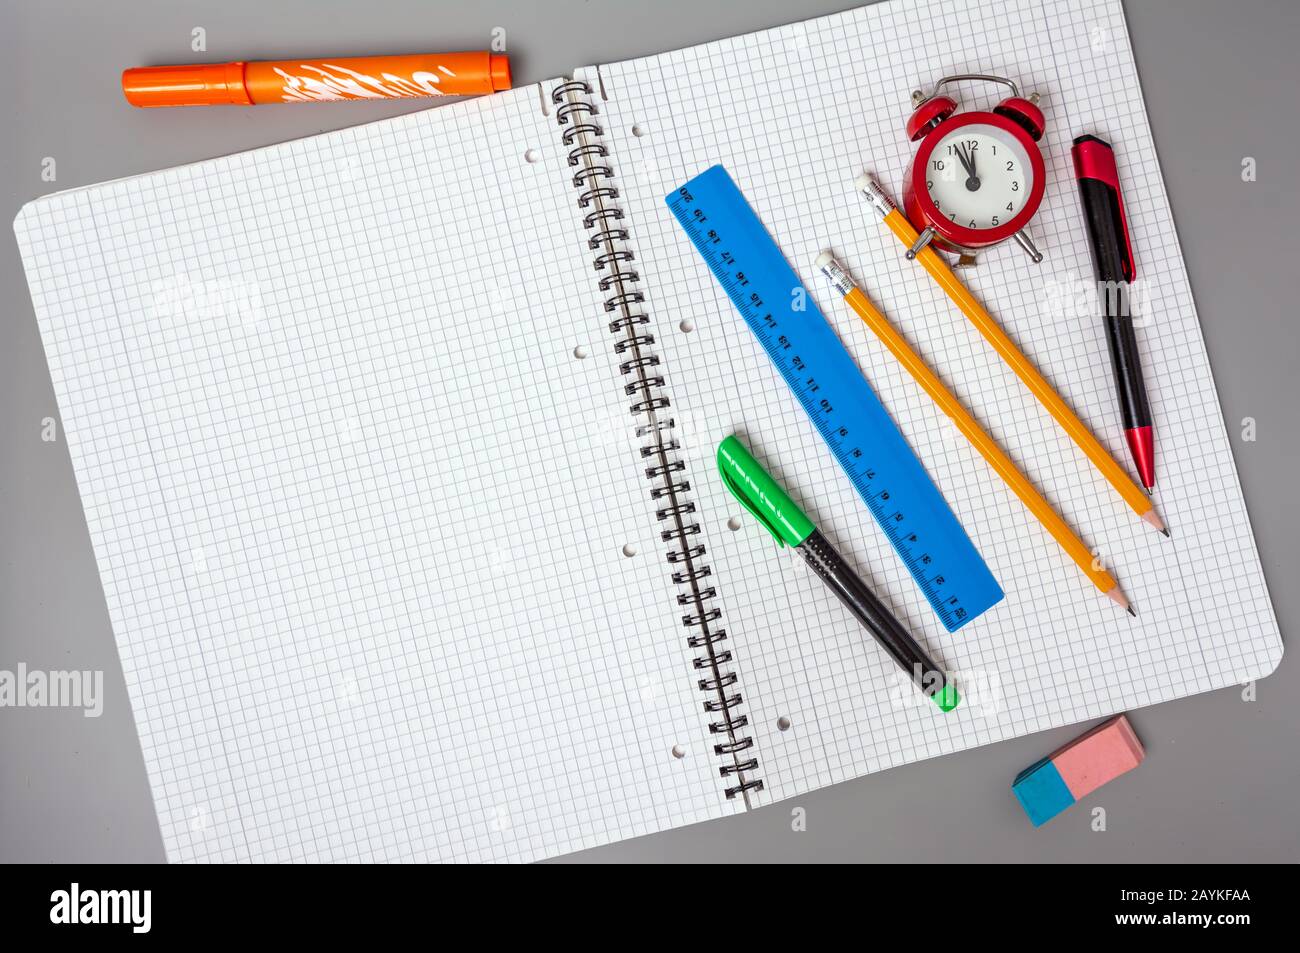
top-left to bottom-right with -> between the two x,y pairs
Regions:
1012,715 -> 1145,827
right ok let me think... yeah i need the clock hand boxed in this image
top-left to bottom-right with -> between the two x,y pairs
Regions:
961,144 -> 980,192
953,144 -> 973,177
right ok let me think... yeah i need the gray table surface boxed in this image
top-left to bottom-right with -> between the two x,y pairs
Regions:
2,0 -> 1295,864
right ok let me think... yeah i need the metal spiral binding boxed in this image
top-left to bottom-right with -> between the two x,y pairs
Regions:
552,79 -> 762,801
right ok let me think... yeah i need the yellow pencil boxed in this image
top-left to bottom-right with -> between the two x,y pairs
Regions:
854,174 -> 1168,539
815,252 -> 1132,614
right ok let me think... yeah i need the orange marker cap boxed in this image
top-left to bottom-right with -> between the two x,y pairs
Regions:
122,62 -> 253,108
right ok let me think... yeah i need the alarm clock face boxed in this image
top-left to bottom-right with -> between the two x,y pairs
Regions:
924,122 -> 1035,231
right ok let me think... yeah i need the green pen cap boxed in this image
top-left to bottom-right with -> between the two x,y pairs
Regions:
932,682 -> 961,712
717,435 -> 816,548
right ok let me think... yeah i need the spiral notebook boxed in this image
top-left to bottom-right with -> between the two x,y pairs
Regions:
15,0 -> 1281,863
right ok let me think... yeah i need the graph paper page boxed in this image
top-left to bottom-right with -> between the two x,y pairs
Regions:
587,0 -> 1282,805
14,83 -> 744,862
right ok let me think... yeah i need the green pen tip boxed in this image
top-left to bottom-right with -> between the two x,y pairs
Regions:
933,683 -> 960,712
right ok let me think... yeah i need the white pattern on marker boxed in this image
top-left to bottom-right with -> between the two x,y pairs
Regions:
276,63 -> 458,101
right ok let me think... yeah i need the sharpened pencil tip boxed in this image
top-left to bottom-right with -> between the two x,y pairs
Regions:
1127,605 -> 1137,617
1106,587 -> 1131,614
1161,527 -> 1171,538
1141,508 -> 1167,536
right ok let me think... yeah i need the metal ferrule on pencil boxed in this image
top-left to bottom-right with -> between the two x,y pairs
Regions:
816,253 -> 857,297
854,173 -> 897,219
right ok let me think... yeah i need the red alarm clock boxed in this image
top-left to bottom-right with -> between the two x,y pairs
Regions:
902,74 -> 1047,265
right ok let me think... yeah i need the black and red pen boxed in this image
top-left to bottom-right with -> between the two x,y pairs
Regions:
1072,134 -> 1156,492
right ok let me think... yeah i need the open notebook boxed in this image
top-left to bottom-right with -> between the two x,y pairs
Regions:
15,0 -> 1281,863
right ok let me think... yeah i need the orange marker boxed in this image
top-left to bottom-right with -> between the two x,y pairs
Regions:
123,52 -> 511,107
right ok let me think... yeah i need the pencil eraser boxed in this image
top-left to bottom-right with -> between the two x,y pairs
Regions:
814,250 -> 834,269
1012,757 -> 1076,827
1050,715 -> 1145,800
853,172 -> 873,192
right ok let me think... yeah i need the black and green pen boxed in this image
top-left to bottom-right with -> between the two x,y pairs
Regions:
717,435 -> 960,712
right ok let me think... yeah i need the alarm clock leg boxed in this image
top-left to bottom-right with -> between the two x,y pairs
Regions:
1014,230 -> 1045,263
905,226 -> 937,261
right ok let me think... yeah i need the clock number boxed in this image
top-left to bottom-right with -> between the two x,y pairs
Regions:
991,215 -> 999,226
1006,202 -> 1014,211
1006,160 -> 1015,171
927,180 -> 933,190
1011,180 -> 1020,191
933,159 -> 945,171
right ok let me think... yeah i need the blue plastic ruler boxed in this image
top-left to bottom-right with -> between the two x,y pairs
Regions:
666,165 -> 1002,632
